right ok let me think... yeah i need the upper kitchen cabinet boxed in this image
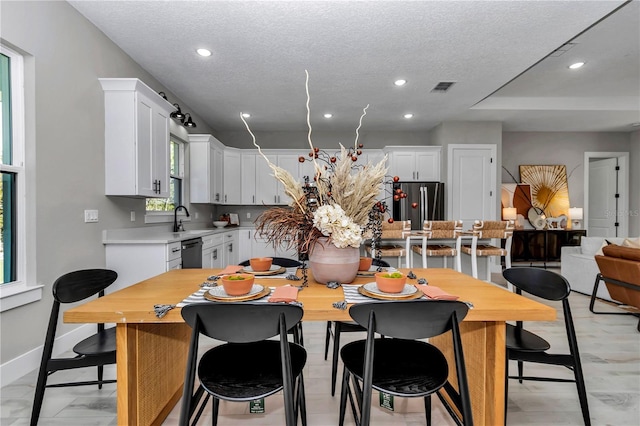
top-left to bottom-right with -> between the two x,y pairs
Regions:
223,148 -> 241,204
100,78 -> 174,197
189,134 -> 224,204
386,146 -> 441,181
243,150 -> 302,205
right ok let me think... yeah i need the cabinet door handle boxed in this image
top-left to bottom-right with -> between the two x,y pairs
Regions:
172,247 -> 180,253
225,194 -> 227,203
215,193 -> 220,202
253,195 -> 255,204
275,195 -> 277,203
229,243 -> 233,252
158,180 -> 161,193
213,249 -> 218,260
416,172 -> 419,180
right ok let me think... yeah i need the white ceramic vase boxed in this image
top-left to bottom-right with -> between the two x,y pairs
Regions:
308,237 -> 360,284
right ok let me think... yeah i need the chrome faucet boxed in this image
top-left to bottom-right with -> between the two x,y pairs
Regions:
173,205 -> 190,232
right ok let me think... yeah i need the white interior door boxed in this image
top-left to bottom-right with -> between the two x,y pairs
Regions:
448,144 -> 497,228
588,157 -> 618,237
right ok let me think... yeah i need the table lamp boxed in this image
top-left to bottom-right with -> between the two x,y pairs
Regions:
569,207 -> 583,229
503,207 -> 517,221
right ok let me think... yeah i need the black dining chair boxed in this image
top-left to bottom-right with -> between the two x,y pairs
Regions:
339,299 -> 473,426
324,257 -> 391,396
503,267 -> 591,426
179,302 -> 307,426
238,256 -> 305,346
238,257 -> 303,268
31,269 -> 118,426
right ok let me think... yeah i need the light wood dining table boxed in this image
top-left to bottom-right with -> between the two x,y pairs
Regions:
64,267 -> 555,426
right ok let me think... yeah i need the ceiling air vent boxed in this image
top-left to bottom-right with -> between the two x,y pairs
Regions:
431,81 -> 455,93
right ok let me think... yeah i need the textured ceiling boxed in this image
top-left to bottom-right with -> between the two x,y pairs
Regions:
68,0 -> 639,133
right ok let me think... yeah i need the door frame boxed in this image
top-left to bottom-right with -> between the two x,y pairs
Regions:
584,151 -> 629,237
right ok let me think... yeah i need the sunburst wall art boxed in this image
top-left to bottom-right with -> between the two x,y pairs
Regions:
519,165 -> 570,219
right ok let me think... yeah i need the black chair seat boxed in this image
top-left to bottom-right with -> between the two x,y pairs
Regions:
73,327 -> 117,356
199,340 -> 307,400
341,338 -> 448,397
505,323 -> 550,352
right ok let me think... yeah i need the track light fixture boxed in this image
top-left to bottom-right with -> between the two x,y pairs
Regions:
183,113 -> 197,128
170,103 -> 186,122
157,92 -> 196,129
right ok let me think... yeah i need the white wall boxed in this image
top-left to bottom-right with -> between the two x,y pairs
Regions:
0,1 -> 217,370
502,131 -> 635,232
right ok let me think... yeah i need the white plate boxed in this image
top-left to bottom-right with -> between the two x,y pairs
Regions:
362,282 -> 417,297
243,265 -> 282,273
208,284 -> 264,298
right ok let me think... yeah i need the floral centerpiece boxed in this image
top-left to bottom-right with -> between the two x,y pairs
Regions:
241,71 -> 389,284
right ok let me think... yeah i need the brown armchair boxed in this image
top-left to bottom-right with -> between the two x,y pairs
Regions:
592,243 -> 640,331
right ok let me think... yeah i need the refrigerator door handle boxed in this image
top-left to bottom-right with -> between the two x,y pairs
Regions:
420,187 -> 425,225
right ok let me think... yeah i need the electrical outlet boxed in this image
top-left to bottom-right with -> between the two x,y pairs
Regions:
130,211 -> 135,222
84,209 -> 99,223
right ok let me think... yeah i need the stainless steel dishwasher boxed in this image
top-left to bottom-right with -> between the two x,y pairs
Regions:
181,237 -> 203,268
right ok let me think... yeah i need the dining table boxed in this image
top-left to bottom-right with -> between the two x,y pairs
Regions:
63,267 -> 556,426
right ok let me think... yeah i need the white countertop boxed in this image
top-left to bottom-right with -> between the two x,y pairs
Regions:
103,224 -> 255,244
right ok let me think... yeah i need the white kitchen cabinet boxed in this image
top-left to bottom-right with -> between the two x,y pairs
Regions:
223,230 -> 239,265
223,148 -> 241,204
240,153 -> 257,204
276,154 -> 301,205
386,147 -> 441,181
189,134 -> 225,204
201,233 -> 223,268
105,241 -> 181,293
255,152 -> 278,205
100,78 -> 174,197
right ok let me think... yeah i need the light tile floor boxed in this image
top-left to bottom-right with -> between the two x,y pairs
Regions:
2,271 -> 639,425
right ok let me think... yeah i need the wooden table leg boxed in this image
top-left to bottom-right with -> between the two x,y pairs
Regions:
116,323 -> 191,425
430,321 -> 506,426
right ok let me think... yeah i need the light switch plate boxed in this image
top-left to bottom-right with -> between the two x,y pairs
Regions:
84,209 -> 99,223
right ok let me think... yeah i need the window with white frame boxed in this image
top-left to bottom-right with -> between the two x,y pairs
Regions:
146,137 -> 186,213
0,43 -> 39,311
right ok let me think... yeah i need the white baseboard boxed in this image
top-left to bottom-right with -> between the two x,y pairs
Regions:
0,323 -> 95,387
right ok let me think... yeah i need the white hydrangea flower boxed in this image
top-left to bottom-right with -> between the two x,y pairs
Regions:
313,204 -> 363,248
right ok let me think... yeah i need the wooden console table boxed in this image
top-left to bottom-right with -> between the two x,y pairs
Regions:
511,229 -> 586,265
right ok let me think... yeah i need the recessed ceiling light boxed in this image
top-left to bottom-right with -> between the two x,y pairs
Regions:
241,113 -> 251,118
323,113 -> 333,118
394,79 -> 407,86
568,62 -> 585,69
403,113 -> 414,119
196,48 -> 212,57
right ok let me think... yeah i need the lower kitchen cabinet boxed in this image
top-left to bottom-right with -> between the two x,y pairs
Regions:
202,233 -> 224,269
105,241 -> 181,292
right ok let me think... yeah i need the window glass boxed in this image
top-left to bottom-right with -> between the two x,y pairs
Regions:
146,138 -> 184,211
0,48 -> 22,285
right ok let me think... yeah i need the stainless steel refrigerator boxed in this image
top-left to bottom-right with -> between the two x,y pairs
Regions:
392,182 -> 445,230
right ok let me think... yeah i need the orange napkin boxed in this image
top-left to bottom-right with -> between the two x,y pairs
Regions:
220,265 -> 243,274
268,286 -> 299,303
415,285 -> 459,301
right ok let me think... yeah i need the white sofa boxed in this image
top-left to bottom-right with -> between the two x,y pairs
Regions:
561,236 -> 629,301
